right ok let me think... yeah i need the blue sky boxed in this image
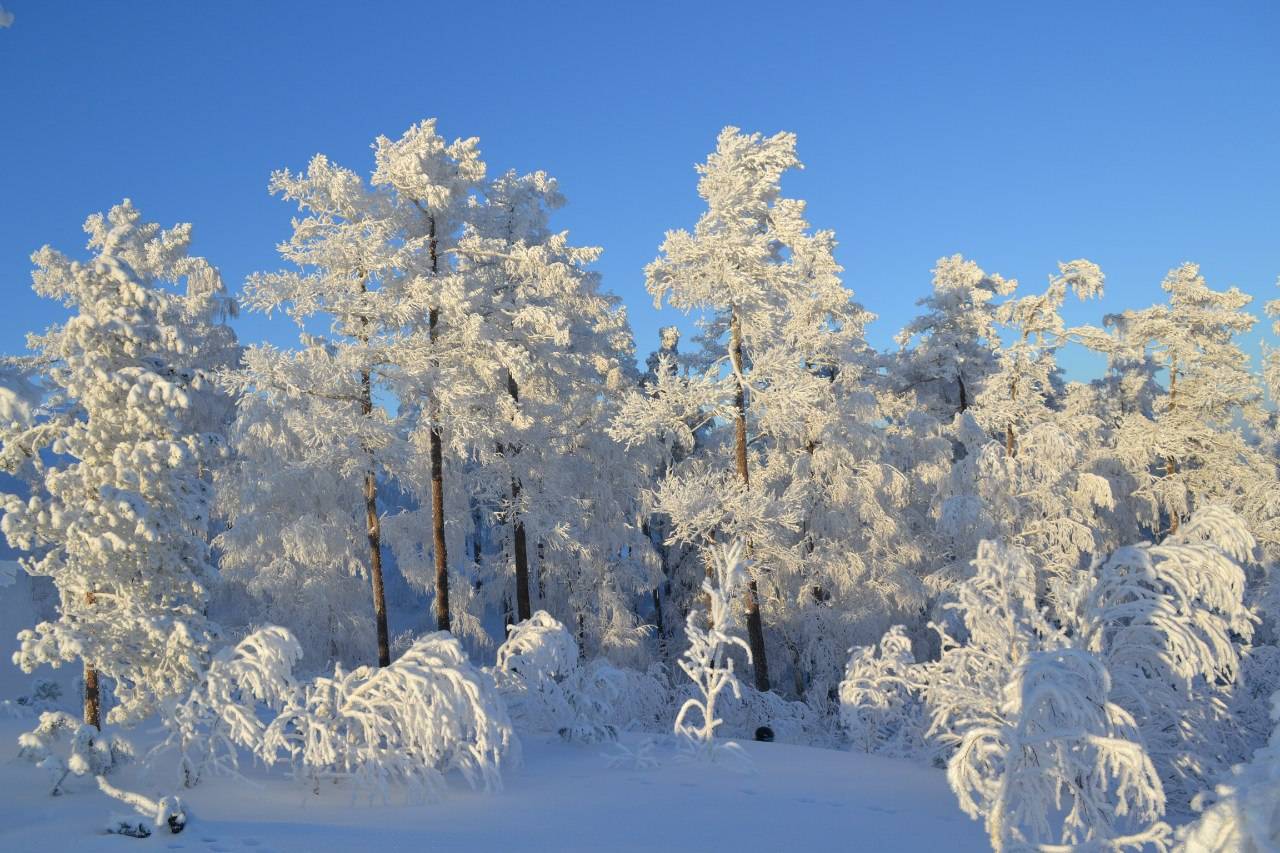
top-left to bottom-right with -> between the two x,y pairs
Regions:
2,1 -> 1278,377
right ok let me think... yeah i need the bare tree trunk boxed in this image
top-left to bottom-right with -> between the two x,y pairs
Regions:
84,662 -> 100,729
730,308 -> 770,692
425,218 -> 451,633
363,467 -> 389,665
356,272 -> 391,666
82,589 -> 101,727
504,371 -> 532,622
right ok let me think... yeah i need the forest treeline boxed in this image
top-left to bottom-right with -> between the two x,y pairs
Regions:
3,119 -> 1279,850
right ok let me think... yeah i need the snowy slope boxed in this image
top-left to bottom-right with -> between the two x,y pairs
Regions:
0,721 -> 986,852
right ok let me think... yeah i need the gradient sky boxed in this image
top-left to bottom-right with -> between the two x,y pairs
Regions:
2,1 -> 1278,378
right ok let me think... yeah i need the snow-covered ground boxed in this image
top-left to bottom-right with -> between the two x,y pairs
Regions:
0,719 -> 985,852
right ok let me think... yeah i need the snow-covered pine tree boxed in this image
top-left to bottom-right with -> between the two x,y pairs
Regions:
974,259 -> 1104,456
370,120 -> 487,634
629,126 -> 865,692
1085,263 -> 1263,537
455,166 -> 658,658
892,254 -> 1015,424
222,148 -> 412,667
1,200 -> 238,726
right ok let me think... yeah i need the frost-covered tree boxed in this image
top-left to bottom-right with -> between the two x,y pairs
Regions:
263,630 -> 517,801
839,625 -> 927,757
950,648 -> 1170,851
1085,263 -> 1262,537
222,150 -> 412,668
1,201 -> 238,726
1178,689 -> 1280,852
973,259 -> 1104,455
674,540 -> 752,759
893,254 -> 1015,423
369,120 -> 488,635
622,126 -> 871,692
492,611 -> 668,741
159,625 -> 303,786
1069,505 -> 1258,809
454,167 -> 657,655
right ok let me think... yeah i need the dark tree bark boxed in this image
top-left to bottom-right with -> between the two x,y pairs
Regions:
505,371 -> 532,622
423,216 -> 451,633
356,272 -> 391,666
362,370 -> 391,667
730,307 -> 770,693
84,661 -> 100,729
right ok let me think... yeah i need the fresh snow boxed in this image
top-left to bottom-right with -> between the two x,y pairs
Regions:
0,718 -> 985,852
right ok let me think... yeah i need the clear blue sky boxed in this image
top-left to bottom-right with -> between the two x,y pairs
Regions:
2,1 -> 1278,376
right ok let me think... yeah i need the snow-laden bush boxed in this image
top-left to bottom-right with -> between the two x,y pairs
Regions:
1071,504 -> 1258,810
158,625 -> 516,802
674,540 -> 751,761
496,610 -> 580,684
159,626 -> 302,786
839,625 -> 929,757
17,711 -> 134,794
264,631 -> 517,801
1179,690 -> 1280,852
950,647 -> 1170,852
922,539 -> 1065,755
493,610 -> 669,742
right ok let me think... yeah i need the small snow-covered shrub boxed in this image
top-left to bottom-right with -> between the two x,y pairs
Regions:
18,711 -> 134,794
950,648 -> 1170,852
265,631 -> 517,801
493,610 -> 669,742
496,610 -> 579,682
1072,505 -> 1258,809
160,626 -> 302,786
839,625 -> 929,757
674,540 -> 752,761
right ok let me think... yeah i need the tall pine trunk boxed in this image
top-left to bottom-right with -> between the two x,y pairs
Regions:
83,589 -> 101,727
361,369 -> 391,667
356,274 -> 391,666
426,218 -> 451,632
730,307 -> 770,692
504,370 -> 532,622
429,307 -> 450,632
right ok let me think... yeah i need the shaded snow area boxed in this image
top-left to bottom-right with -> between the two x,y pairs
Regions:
0,719 -> 984,852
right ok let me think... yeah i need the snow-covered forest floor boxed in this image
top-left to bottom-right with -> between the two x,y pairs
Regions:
0,717 -> 984,853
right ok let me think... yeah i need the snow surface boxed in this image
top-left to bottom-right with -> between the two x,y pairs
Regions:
0,719 -> 984,852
